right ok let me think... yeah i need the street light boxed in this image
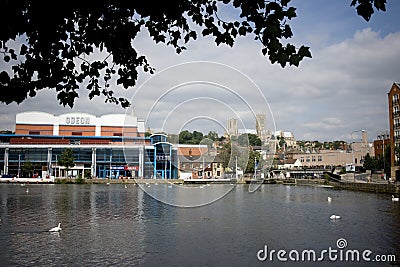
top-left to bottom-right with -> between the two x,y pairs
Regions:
351,130 -> 366,182
18,154 -> 21,178
378,130 -> 389,180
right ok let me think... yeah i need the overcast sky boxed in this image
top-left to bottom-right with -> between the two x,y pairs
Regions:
1,0 -> 399,142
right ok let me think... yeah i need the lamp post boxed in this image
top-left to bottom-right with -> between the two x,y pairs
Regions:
351,130 -> 366,182
378,130 -> 389,180
55,155 -> 57,178
110,154 -> 112,179
18,154 -> 21,178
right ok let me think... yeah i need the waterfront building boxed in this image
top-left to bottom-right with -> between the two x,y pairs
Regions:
388,82 -> 400,179
0,111 -> 178,179
177,144 -> 224,179
291,137 -> 374,169
275,158 -> 302,170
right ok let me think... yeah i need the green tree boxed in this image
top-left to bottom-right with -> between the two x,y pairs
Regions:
192,131 -> 204,144
58,148 -> 75,178
179,130 -> 193,144
21,160 -> 33,177
245,150 -> 260,174
383,144 -> 391,178
277,136 -> 286,149
363,153 -> 379,171
206,131 -> 219,141
0,1 -> 385,107
238,133 -> 261,147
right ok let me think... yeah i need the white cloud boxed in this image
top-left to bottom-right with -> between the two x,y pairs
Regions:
1,5 -> 399,143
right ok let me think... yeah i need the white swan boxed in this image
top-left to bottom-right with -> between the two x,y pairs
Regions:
49,223 -> 62,232
124,185 -> 127,189
392,195 -> 399,202
327,197 -> 332,202
330,214 -> 341,220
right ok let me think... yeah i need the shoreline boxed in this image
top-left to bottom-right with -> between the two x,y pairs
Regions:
2,177 -> 399,195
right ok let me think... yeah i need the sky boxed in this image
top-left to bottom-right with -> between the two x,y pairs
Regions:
1,0 -> 400,143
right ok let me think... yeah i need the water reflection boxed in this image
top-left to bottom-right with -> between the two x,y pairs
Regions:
0,184 -> 399,266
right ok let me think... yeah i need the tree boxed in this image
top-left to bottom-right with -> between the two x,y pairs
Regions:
238,133 -> 261,147
0,1 -> 386,108
21,160 -> 33,178
383,144 -> 391,177
277,136 -> 286,149
179,130 -> 193,144
245,150 -> 260,174
363,153 -> 379,171
58,148 -> 75,178
206,131 -> 219,141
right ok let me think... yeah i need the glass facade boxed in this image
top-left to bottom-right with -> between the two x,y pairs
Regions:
0,134 -> 178,179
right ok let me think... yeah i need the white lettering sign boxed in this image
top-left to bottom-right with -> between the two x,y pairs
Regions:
65,116 -> 91,125
156,155 -> 171,161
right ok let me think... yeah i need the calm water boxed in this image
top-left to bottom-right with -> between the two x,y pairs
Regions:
0,183 -> 399,266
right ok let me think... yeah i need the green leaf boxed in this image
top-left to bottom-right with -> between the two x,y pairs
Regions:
298,46 -> 312,58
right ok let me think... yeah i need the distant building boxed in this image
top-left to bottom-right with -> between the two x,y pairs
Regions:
177,144 -> 224,179
291,132 -> 374,168
256,113 -> 270,141
273,131 -> 297,149
388,82 -> 400,179
237,129 -> 257,135
276,159 -> 302,170
374,131 -> 390,160
227,118 -> 238,137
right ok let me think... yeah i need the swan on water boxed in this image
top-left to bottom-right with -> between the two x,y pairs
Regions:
330,215 -> 341,220
49,223 -> 62,232
392,195 -> 399,202
327,197 -> 332,202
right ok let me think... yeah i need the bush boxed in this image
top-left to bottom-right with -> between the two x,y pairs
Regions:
76,174 -> 84,184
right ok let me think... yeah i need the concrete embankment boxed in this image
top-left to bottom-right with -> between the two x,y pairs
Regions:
331,181 -> 400,194
295,178 -> 400,194
55,178 -> 185,184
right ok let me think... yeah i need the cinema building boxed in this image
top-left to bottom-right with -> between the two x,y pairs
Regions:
0,111 -> 178,179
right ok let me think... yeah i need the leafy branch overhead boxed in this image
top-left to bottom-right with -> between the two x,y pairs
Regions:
0,0 -> 387,108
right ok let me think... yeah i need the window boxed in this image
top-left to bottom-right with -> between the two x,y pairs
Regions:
72,132 -> 82,136
312,156 -> 316,162
29,131 -> 40,135
318,156 -> 322,162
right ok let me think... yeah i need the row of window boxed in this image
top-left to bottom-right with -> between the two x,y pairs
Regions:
300,156 -> 323,162
1,148 -> 141,163
28,131 -> 123,136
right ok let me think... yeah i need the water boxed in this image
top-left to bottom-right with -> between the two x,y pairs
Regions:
0,183 -> 399,266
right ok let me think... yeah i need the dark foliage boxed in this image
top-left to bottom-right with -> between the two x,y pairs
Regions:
0,1 -> 386,107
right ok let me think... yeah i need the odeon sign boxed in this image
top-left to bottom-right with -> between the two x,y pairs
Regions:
65,116 -> 91,125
